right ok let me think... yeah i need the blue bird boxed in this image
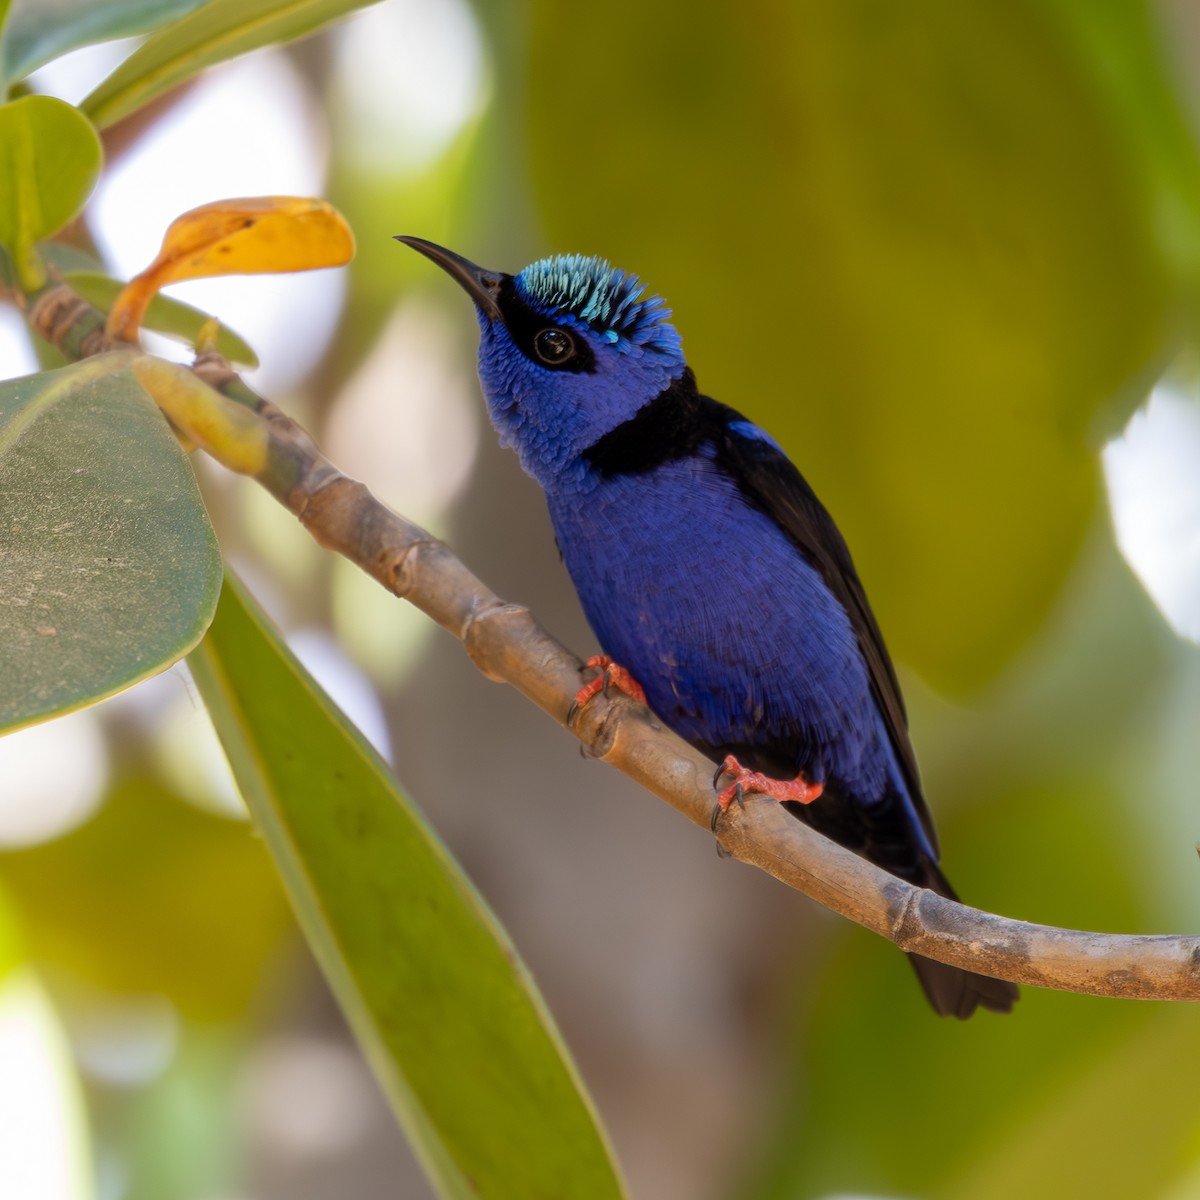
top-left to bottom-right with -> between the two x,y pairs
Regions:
398,236 -> 1018,1018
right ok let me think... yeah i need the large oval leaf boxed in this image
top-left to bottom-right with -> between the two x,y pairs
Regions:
189,574 -> 626,1200
524,0 -> 1174,692
0,96 -> 101,289
81,0 -> 388,130
0,354 -> 221,733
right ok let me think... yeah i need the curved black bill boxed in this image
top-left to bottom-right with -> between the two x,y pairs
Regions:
394,235 -> 504,321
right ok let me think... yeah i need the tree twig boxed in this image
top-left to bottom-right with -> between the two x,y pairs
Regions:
185,351 -> 1200,1003
28,292 -> 1200,1002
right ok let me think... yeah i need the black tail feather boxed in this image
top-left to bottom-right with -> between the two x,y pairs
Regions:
709,751 -> 1020,1018
908,952 -> 1019,1018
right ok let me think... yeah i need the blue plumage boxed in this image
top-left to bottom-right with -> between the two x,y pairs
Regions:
398,236 -> 1017,1018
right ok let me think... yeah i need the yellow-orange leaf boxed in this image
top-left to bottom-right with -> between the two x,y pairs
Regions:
108,197 -> 355,342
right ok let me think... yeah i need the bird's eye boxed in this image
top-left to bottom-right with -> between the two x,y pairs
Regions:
534,328 -> 575,365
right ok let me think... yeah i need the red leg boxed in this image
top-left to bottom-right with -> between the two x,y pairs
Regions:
714,754 -> 824,811
572,655 -> 647,710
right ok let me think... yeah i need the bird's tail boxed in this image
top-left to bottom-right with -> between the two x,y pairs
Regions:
907,952 -> 1018,1018
908,861 -> 1019,1018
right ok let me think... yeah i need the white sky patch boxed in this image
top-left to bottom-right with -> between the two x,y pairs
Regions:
287,630 -> 393,762
325,301 -> 481,525
0,970 -> 94,1200
25,38 -> 139,105
239,1036 -> 378,1159
331,0 -> 488,174
1103,383 -> 1200,643
90,50 -> 344,394
70,993 -> 179,1089
0,709 -> 108,849
153,683 -> 246,821
0,304 -> 39,381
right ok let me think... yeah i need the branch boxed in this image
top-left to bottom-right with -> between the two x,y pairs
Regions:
29,294 -> 1200,1002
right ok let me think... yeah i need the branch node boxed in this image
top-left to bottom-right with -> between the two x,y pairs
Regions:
29,284 -> 110,358
386,533 -> 439,600
891,878 -> 925,952
582,695 -> 624,760
462,601 -> 532,683
193,350 -> 241,394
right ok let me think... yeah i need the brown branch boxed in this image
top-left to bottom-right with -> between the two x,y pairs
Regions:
27,292 -> 1200,1002
184,351 -> 1200,1004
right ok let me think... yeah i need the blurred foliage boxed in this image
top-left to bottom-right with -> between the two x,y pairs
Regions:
1,1 -> 1200,1199
0,775 -> 290,1017
524,0 -> 1178,693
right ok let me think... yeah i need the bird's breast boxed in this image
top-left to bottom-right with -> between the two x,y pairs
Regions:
546,454 -> 886,791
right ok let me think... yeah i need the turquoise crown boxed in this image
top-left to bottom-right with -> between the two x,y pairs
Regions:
515,254 -> 679,351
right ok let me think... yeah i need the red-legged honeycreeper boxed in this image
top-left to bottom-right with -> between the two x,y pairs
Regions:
397,236 -> 1018,1019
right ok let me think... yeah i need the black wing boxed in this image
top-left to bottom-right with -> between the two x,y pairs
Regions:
708,396 -> 938,855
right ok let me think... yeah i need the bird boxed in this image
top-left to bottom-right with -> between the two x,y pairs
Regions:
397,235 -> 1018,1019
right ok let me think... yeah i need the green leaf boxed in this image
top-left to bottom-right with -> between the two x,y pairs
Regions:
525,0 -> 1173,692
64,270 -> 260,367
189,574 -> 627,1200
0,96 -> 101,288
82,0 -> 387,130
0,0 -> 208,92
0,353 -> 221,733
35,240 -> 102,276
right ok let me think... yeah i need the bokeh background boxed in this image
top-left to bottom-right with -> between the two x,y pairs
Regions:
4,1 -> 1200,1197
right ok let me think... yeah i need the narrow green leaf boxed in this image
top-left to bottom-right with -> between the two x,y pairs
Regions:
0,96 -> 101,288
64,270 -> 260,367
190,574 -> 627,1200
35,240 -> 100,276
81,0 -> 386,130
0,353 -> 221,733
0,0 -> 207,92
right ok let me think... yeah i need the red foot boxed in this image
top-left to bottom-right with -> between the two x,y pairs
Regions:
572,655 -> 647,711
714,754 -> 824,811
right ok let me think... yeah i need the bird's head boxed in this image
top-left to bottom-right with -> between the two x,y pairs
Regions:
397,237 -> 686,488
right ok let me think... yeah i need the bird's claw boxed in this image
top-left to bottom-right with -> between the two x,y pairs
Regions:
710,797 -> 739,833
712,753 -> 823,812
568,655 -> 646,725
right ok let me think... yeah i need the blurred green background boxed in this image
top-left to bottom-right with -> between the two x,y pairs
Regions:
4,0 -> 1200,1196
